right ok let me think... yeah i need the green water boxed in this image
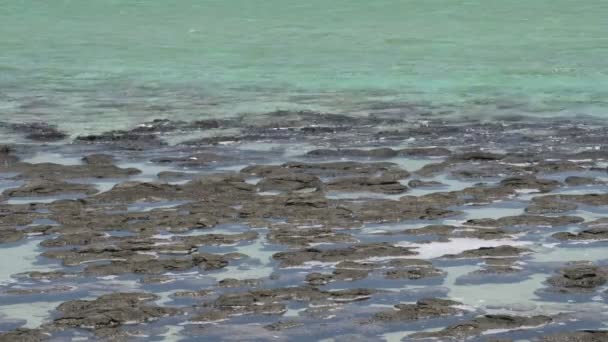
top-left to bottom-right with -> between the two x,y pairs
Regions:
2,0 -> 608,132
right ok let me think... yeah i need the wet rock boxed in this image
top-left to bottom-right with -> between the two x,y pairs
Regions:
53,292 -> 179,330
243,161 -> 409,179
552,228 -> 608,241
75,130 -> 165,149
443,245 -> 532,259
526,197 -> 578,214
0,328 -> 45,342
272,243 -> 417,267
306,268 -> 371,285
151,152 -> 229,167
82,154 -> 115,165
5,285 -> 73,295
385,266 -> 445,280
306,148 -> 398,159
157,171 -> 191,181
22,271 -> 69,281
0,162 -> 140,180
409,314 -> 552,339
218,278 -> 263,288
499,176 -> 561,193
91,181 -> 184,203
10,122 -> 68,142
3,180 -> 97,197
267,226 -> 355,247
542,194 -> 608,206
372,298 -> 463,322
450,152 -> 505,162
541,330 -> 608,342
399,225 -> 455,236
257,173 -> 323,193
546,264 -> 608,293
407,179 -> 444,188
465,215 -> 584,228
327,175 -> 408,194
264,320 -> 304,331
0,145 -> 19,166
0,228 -> 25,244
201,287 -> 374,322
398,147 -> 451,157
565,176 -> 604,186
173,290 -> 211,298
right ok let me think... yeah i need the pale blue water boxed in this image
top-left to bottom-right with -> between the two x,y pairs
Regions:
1,0 -> 608,133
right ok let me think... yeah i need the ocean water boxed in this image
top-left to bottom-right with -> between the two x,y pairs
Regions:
1,0 -> 608,133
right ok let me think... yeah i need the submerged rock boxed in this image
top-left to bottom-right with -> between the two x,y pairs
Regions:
306,148 -> 399,159
9,122 -> 68,142
409,314 -> 552,339
264,320 -> 304,331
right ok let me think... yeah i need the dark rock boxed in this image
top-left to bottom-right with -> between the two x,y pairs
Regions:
218,278 -> 262,288
0,229 -> 25,244
408,179 -> 444,188
10,122 -> 67,141
465,215 -> 584,228
327,175 -> 408,194
82,154 -> 114,165
546,264 -> 608,292
0,328 -> 44,342
151,152 -> 229,167
385,266 -> 445,280
443,245 -> 532,259
306,268 -> 371,285
565,176 -> 604,186
499,176 -> 561,193
552,228 -> 608,241
53,292 -> 179,330
157,171 -> 191,180
541,330 -> 608,342
306,148 -> 398,159
398,147 -> 452,157
75,130 -> 165,150
267,227 -> 355,247
257,173 -> 323,193
372,298 -> 463,322
272,243 -> 417,267
526,197 -> 578,214
3,180 -> 97,197
243,161 -> 409,180
264,320 -> 304,331
0,162 -> 140,180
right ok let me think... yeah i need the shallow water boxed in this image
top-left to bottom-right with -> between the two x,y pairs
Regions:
2,0 -> 608,133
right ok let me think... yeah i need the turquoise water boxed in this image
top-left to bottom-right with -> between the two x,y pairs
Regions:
2,0 -> 608,132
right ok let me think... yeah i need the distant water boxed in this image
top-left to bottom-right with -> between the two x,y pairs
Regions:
1,0 -> 608,134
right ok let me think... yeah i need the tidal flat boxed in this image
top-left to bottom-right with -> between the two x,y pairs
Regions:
1,112 -> 608,341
